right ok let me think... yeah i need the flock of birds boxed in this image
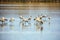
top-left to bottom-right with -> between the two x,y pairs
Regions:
0,15 -> 51,24
0,15 -> 51,31
0,17 -> 13,23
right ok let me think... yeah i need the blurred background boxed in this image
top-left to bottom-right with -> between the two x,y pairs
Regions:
0,0 -> 60,40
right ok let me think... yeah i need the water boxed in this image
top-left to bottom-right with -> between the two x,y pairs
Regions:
0,5 -> 60,40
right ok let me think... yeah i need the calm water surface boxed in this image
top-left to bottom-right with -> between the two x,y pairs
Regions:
0,6 -> 60,40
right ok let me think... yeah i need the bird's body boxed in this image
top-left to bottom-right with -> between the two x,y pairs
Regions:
9,18 -> 15,22
20,16 -> 31,20
19,16 -> 32,24
48,17 -> 51,20
34,17 -> 43,24
0,17 -> 8,23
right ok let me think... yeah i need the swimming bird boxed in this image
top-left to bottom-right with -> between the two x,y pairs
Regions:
34,16 -> 43,24
19,16 -> 32,24
48,17 -> 51,20
0,17 -> 8,23
9,17 -> 15,22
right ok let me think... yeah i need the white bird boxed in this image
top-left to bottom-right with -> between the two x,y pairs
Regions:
19,16 -> 32,24
39,15 -> 47,19
34,16 -> 43,24
0,17 -> 8,23
9,17 -> 15,22
19,16 -> 24,19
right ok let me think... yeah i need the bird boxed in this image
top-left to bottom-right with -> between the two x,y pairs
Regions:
48,17 -> 51,20
0,17 -> 8,23
41,15 -> 47,18
34,16 -> 43,24
9,17 -> 15,22
19,16 -> 24,19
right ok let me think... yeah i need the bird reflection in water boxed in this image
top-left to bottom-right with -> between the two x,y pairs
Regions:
35,22 -> 43,32
9,24 -> 14,30
0,23 -> 8,31
20,22 -> 31,31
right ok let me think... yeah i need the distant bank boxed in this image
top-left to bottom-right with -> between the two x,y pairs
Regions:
0,3 -> 60,10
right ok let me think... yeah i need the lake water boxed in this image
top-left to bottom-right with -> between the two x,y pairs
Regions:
0,4 -> 60,40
